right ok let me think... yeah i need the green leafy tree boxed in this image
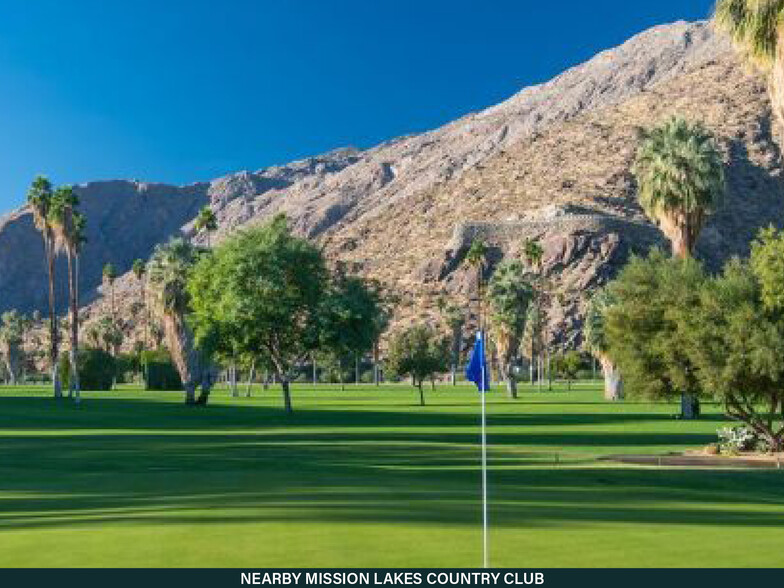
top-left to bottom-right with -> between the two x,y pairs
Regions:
682,258 -> 784,451
632,116 -> 726,259
583,289 -> 624,400
386,325 -> 450,406
318,273 -> 384,390
604,250 -> 706,419
0,311 -> 27,385
195,206 -> 218,248
714,1 -> 784,127
26,175 -> 61,398
148,237 -> 214,405
552,350 -> 582,391
486,260 -> 533,398
188,215 -> 327,413
50,186 -> 86,402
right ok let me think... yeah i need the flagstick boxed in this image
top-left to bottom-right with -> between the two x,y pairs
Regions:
480,341 -> 488,569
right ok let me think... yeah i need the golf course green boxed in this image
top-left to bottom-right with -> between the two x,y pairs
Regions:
0,382 -> 782,568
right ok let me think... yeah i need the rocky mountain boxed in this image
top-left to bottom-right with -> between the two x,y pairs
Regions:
2,20 -> 783,348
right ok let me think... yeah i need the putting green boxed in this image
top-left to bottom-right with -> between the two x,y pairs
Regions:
0,382 -> 782,567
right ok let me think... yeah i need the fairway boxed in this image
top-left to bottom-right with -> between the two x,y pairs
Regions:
1,383 -> 783,568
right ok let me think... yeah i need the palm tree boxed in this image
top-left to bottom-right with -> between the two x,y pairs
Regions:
714,1 -> 784,126
147,237 -> 212,404
50,186 -> 86,403
195,206 -> 218,248
102,263 -> 118,320
632,116 -> 726,259
437,297 -> 465,386
26,175 -> 62,398
465,238 -> 488,316
132,259 -> 149,349
487,261 -> 534,398
522,237 -> 545,387
583,289 -> 623,401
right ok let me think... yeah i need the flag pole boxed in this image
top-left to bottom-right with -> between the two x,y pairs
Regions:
478,263 -> 488,569
480,336 -> 488,569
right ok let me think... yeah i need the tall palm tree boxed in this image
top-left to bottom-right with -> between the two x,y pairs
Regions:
147,237 -> 211,404
465,238 -> 488,318
583,289 -> 623,401
521,237 -> 545,387
714,1 -> 784,126
437,297 -> 465,386
132,259 -> 148,349
50,186 -> 86,403
26,175 -> 62,398
102,263 -> 118,321
487,261 -> 534,398
195,206 -> 218,248
632,116 -> 726,259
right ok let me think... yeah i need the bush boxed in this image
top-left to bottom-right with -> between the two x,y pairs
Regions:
717,425 -> 759,454
59,348 -> 116,391
115,352 -> 142,384
141,349 -> 182,391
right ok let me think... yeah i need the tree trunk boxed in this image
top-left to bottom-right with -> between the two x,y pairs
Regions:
373,342 -> 380,386
451,323 -> 462,386
281,377 -> 293,413
231,363 -> 239,397
505,373 -> 517,399
771,43 -> 784,133
417,381 -> 425,406
246,360 -> 256,397
599,356 -> 623,401
46,238 -> 61,399
197,365 -> 215,405
68,250 -> 80,404
681,394 -> 700,420
312,354 -> 317,386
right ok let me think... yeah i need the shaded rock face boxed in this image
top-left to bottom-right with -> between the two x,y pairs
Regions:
1,20 -> 783,349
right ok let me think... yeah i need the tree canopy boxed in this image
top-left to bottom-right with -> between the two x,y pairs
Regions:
188,214 -> 328,412
386,325 -> 449,406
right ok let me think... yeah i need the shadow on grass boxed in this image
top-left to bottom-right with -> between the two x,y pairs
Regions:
2,394 -> 774,536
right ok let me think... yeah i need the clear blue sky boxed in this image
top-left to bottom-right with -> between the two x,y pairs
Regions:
0,0 -> 716,214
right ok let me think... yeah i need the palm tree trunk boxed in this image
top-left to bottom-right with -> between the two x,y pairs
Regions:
599,356 -> 623,401
46,238 -> 62,399
67,250 -> 80,403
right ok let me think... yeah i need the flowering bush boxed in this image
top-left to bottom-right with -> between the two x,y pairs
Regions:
717,425 -> 758,453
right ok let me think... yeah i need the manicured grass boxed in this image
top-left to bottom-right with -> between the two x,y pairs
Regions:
0,381 -> 783,568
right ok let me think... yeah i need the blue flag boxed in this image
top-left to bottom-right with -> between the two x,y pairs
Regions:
466,331 -> 490,392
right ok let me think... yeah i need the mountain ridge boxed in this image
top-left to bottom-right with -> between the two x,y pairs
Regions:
0,20 -> 760,349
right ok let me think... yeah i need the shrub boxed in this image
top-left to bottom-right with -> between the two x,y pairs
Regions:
717,425 -> 758,454
141,349 -> 183,391
59,348 -> 116,391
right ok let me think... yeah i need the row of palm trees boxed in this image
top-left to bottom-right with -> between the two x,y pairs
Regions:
27,176 -> 86,402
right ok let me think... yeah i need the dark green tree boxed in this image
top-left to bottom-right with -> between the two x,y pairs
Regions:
188,215 -> 327,413
683,258 -> 784,451
604,250 -> 706,419
386,325 -> 450,406
318,273 -> 384,390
